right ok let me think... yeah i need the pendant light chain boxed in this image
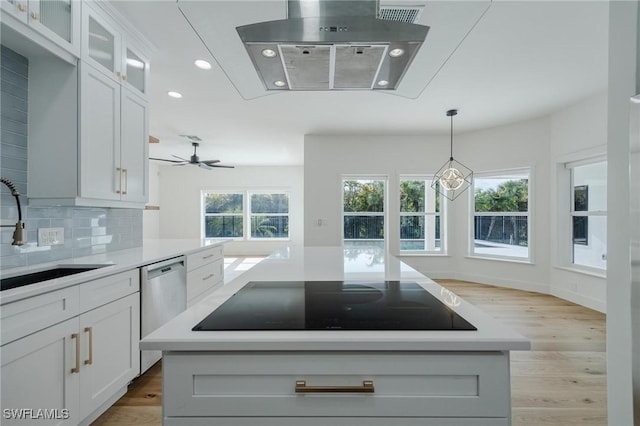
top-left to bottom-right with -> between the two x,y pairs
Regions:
450,112 -> 454,161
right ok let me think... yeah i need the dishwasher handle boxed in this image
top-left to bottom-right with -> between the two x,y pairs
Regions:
143,257 -> 185,280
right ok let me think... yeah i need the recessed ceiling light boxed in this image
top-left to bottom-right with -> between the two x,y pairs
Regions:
126,58 -> 145,69
194,59 -> 212,70
388,48 -> 404,58
261,49 -> 277,58
273,80 -> 286,87
377,80 -> 389,87
167,91 -> 183,98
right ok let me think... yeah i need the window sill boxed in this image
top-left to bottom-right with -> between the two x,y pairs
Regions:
465,255 -> 533,265
554,265 -> 606,279
397,253 -> 450,258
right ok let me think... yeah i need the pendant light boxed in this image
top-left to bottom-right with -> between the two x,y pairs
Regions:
431,109 -> 473,201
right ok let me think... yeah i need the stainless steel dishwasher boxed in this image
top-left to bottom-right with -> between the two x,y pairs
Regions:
140,256 -> 186,373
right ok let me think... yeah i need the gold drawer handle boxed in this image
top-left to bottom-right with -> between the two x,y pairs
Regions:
202,254 -> 215,260
295,380 -> 374,393
202,273 -> 215,281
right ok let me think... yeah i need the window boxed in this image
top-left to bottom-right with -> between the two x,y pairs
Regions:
203,191 -> 289,240
568,161 -> 606,270
472,170 -> 530,260
343,178 -> 386,249
203,192 -> 243,238
399,178 -> 444,253
250,193 -> 289,238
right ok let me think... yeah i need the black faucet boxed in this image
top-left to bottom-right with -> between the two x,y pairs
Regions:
1,177 -> 26,246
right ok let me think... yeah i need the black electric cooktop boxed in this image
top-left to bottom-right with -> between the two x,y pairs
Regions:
192,281 -> 476,331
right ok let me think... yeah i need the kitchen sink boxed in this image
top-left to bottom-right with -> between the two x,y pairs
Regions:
1,265 -> 108,292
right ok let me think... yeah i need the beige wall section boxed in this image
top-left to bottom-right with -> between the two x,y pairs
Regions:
157,165 -> 304,255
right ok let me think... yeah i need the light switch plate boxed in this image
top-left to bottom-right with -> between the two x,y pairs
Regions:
38,227 -> 65,246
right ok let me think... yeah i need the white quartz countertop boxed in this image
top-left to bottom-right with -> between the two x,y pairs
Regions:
0,239 -> 226,305
141,246 -> 531,352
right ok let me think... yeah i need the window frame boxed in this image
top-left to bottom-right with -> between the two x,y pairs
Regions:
398,175 -> 447,255
469,168 -> 533,262
202,190 -> 291,241
341,176 -> 388,250
567,158 -> 607,272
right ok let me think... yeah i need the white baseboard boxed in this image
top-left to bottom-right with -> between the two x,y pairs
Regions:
550,287 -> 606,313
447,271 -> 550,295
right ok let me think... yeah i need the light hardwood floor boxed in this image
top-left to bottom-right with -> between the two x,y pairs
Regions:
92,278 -> 606,426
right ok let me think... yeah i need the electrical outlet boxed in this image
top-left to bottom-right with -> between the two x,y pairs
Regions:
38,227 -> 65,246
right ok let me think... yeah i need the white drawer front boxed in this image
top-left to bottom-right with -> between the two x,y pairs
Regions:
79,269 -> 140,313
186,246 -> 223,272
164,352 -> 510,419
187,259 -> 223,303
1,286 -> 80,345
165,417 -> 509,426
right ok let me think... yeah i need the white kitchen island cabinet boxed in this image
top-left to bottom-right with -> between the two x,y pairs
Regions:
141,246 -> 529,426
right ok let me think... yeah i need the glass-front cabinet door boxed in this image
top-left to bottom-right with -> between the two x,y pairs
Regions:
82,3 -> 121,81
29,0 -> 76,45
123,44 -> 149,95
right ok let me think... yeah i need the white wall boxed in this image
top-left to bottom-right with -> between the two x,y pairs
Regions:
143,161 -> 161,239
304,96 -> 611,309
158,165 -> 304,255
305,115 -> 551,293
549,93 -> 608,312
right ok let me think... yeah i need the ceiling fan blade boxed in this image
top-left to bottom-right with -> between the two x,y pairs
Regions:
209,164 -> 235,168
150,157 -> 185,164
197,162 -> 213,170
201,159 -> 221,165
171,154 -> 191,162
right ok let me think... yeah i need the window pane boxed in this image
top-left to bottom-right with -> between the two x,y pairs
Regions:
573,216 -> 607,269
400,216 -> 424,250
400,181 -> 425,212
251,193 -> 289,213
251,216 -> 289,238
343,216 -> 384,240
205,216 -> 243,238
205,193 -> 243,214
474,215 -> 528,258
343,180 -> 384,212
572,162 -> 607,211
474,177 -> 529,212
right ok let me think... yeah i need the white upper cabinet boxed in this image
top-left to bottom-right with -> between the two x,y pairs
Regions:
82,3 -> 149,97
1,0 -> 80,60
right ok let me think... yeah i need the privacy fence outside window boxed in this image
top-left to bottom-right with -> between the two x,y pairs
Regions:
203,191 -> 289,240
399,178 -> 443,253
342,179 -> 386,249
472,170 -> 530,260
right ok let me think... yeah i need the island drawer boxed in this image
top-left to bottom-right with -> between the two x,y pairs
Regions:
163,351 -> 511,419
164,417 -> 509,426
187,258 -> 223,304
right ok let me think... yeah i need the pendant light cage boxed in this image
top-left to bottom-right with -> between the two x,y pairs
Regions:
430,109 -> 473,201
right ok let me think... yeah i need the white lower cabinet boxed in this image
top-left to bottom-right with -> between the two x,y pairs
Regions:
162,351 -> 511,425
1,272 -> 140,425
78,292 -> 140,422
186,246 -> 224,306
1,317 -> 80,426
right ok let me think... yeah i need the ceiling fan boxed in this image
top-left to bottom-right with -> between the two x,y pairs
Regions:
150,135 -> 234,170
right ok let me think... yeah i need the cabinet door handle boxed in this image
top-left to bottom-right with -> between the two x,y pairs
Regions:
84,327 -> 93,365
17,3 -> 26,12
71,333 -> 80,373
122,75 -> 127,81
115,167 -> 122,194
122,168 -> 128,195
202,273 -> 215,281
30,11 -> 38,20
295,380 -> 374,393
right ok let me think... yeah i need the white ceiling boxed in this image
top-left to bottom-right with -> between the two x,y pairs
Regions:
111,0 -> 609,166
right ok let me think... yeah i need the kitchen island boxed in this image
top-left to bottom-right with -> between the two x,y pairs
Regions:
141,246 -> 530,426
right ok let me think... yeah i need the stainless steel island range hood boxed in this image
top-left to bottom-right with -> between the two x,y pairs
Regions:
236,0 -> 430,91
